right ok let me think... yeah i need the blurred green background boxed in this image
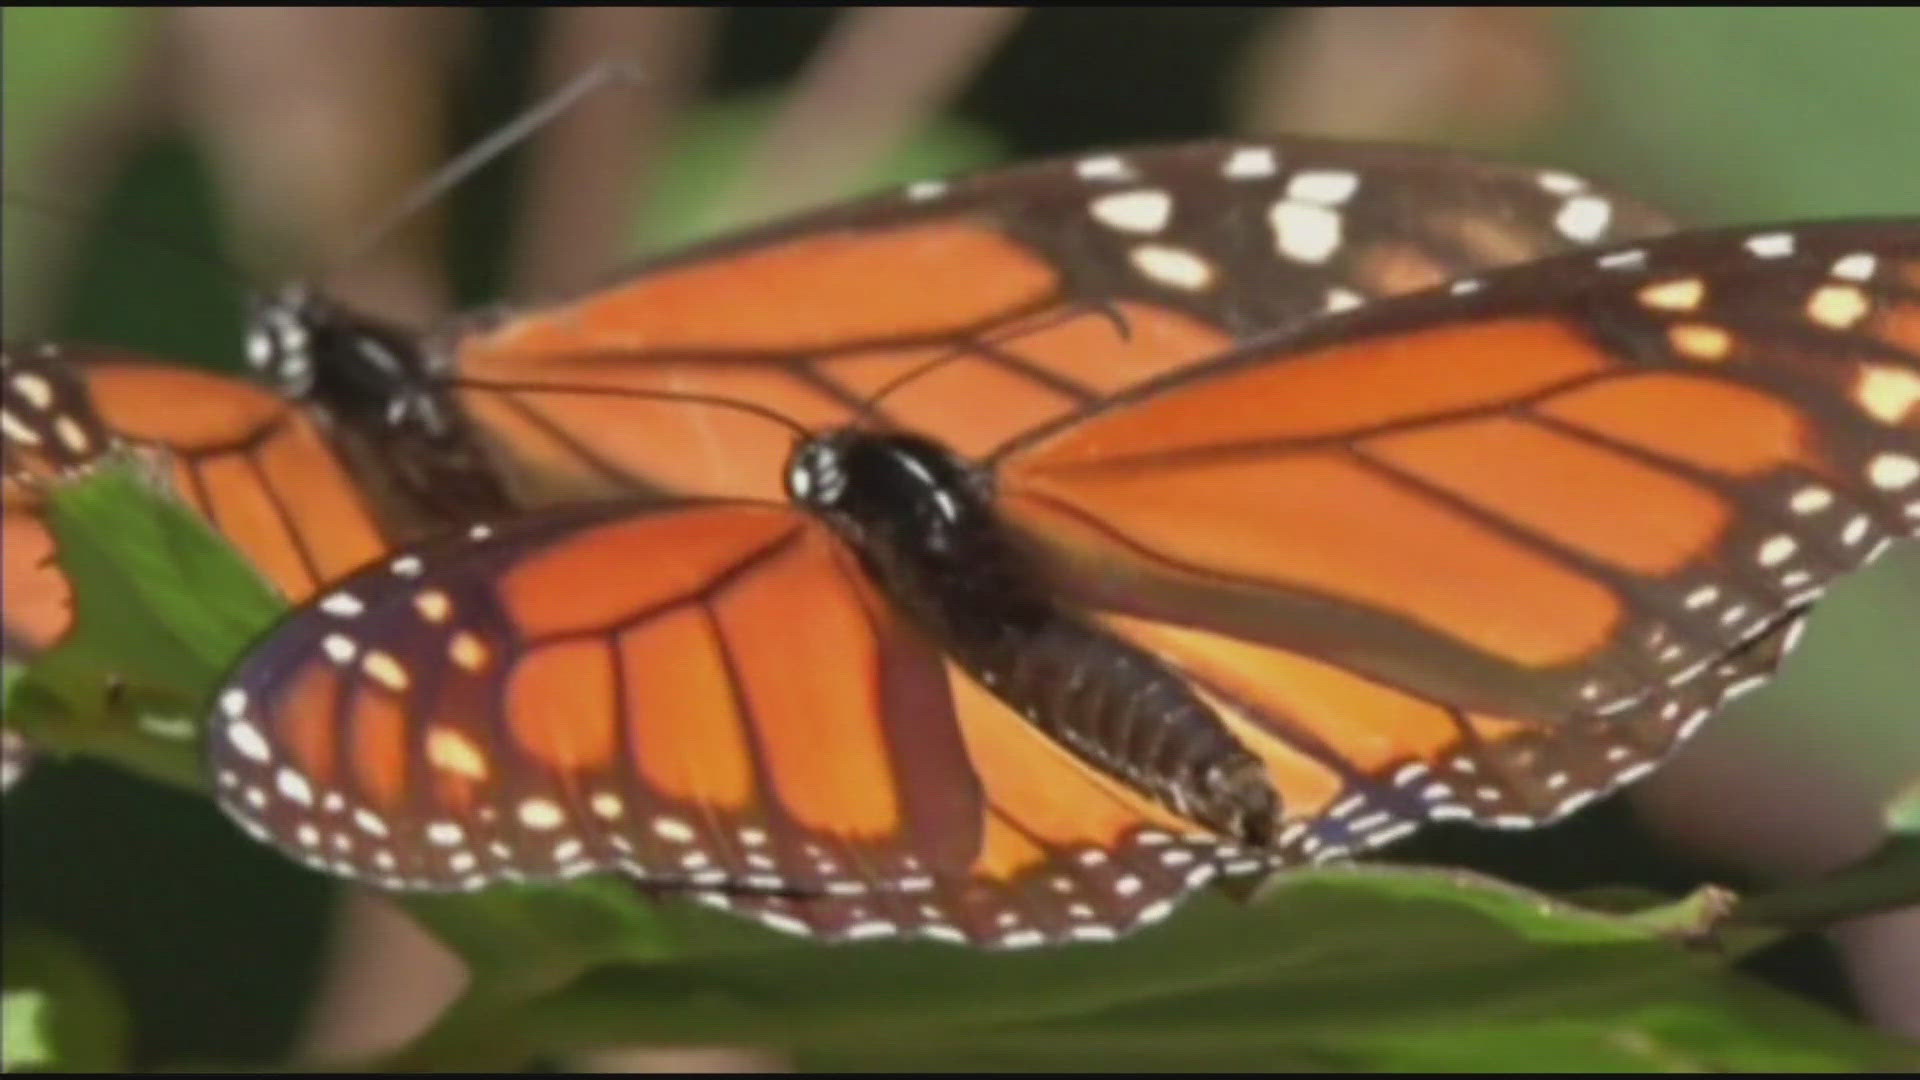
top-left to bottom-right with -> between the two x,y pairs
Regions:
3,6 -> 1916,1071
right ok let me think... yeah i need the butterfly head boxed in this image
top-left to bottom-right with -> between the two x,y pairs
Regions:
788,428 -> 991,549
245,284 -> 447,437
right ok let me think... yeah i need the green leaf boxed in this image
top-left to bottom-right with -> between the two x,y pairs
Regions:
631,93 -> 1003,252
380,868 -> 1918,1072
2,928 -> 132,1072
11,454 -> 283,790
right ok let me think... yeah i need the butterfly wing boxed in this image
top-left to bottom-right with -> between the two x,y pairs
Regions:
436,137 -> 1672,504
992,219 -> 1920,858
2,343 -> 393,653
208,501 -> 1231,947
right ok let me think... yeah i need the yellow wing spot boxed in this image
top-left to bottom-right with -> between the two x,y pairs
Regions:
449,631 -> 490,672
413,589 -> 453,623
1669,323 -> 1733,362
1855,364 -> 1920,424
1806,284 -> 1870,330
1638,277 -> 1706,313
427,726 -> 489,780
54,415 -> 91,453
361,650 -> 411,691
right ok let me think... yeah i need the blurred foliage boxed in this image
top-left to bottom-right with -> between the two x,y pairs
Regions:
2,927 -> 131,1072
631,91 -> 1002,252
1559,8 -> 1920,222
3,5 -> 1917,1071
0,6 -> 145,330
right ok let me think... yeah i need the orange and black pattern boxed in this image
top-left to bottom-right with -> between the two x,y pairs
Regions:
420,137 -> 1672,506
211,502 -> 1231,945
206,213 -> 1918,949
2,342 -> 394,656
998,218 -> 1920,860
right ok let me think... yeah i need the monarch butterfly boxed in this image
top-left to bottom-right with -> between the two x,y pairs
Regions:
246,137 -> 1673,511
6,138 -> 1660,669
1,343 -> 399,658
206,157 -> 1919,955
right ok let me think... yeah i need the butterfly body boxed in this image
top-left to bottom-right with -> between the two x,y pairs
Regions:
793,427 -> 1278,844
244,285 -> 516,528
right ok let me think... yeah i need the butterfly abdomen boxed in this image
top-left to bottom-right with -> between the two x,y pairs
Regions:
989,614 -> 1278,847
792,427 -> 1278,846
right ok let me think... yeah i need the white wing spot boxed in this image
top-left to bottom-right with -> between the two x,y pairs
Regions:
1324,287 -> 1364,314
11,372 -> 53,409
354,808 -> 390,838
1129,244 -> 1214,291
652,816 -> 695,843
1,409 -> 41,446
1869,453 -> 1919,491
275,768 -> 314,806
225,719 -> 272,763
1089,189 -> 1173,233
1745,232 -> 1795,258
323,633 -> 358,665
1074,154 -> 1135,181
904,179 -> 947,202
1790,486 -> 1833,515
320,592 -> 364,618
1807,284 -> 1870,330
1536,170 -> 1587,196
1286,169 -> 1359,205
1269,200 -> 1342,263
514,799 -> 564,831
1598,248 -> 1647,271
1854,365 -> 1920,425
1222,146 -> 1277,179
1554,195 -> 1612,242
1831,252 -> 1878,282
1757,535 -> 1798,568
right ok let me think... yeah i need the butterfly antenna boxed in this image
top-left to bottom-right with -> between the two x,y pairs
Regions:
452,376 -> 814,442
854,299 -> 1133,425
321,57 -> 650,285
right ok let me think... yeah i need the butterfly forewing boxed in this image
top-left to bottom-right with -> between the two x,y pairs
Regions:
1000,218 -> 1919,840
2,342 -> 394,644
438,137 -> 1672,506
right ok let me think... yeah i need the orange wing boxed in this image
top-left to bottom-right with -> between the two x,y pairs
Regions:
991,218 -> 1920,853
207,500 -> 1238,947
431,137 -> 1671,505
2,342 -> 393,655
